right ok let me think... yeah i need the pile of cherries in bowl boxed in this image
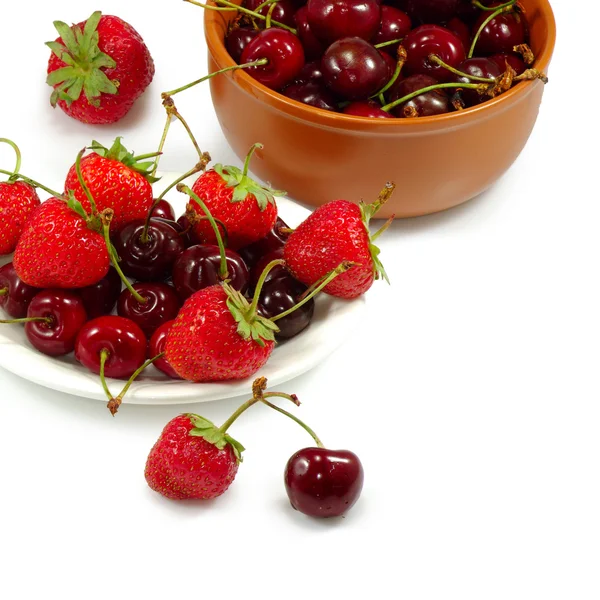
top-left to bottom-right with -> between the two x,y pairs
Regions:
220,0 -> 545,118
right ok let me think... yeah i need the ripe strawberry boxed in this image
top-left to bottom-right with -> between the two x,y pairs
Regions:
190,144 -> 282,250
165,284 -> 277,382
46,11 -> 154,125
13,198 -> 109,288
284,183 -> 396,299
64,138 -> 156,231
0,181 -> 40,255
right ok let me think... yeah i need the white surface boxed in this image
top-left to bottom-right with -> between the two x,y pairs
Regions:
0,2 -> 598,600
0,176 -> 366,404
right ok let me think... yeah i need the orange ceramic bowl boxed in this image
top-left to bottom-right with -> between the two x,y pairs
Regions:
204,0 -> 556,218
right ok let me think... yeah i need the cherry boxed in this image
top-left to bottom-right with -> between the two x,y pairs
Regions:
240,28 -> 305,90
112,218 -> 185,282
488,52 -> 526,76
285,448 -> 364,518
0,262 -> 39,319
456,0 -> 481,24
19,290 -> 88,357
388,73 -> 450,117
306,0 -> 381,45
451,57 -> 502,106
117,282 -> 181,337
226,26 -> 260,63
245,0 -> 298,28
404,0 -> 459,24
403,24 -> 466,81
239,217 -> 291,271
447,17 -> 471,53
250,247 -> 289,289
343,100 -> 393,118
78,267 -> 122,319
283,81 -> 338,111
172,245 -> 249,301
292,60 -> 325,84
149,320 -> 181,379
294,6 -> 327,60
372,6 -> 412,54
379,49 -> 398,79
321,37 -> 389,100
471,4 -> 527,55
150,200 -> 176,221
176,214 -> 203,248
75,315 -> 147,380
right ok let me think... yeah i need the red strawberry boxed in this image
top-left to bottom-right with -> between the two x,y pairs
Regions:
13,198 -> 109,288
190,144 -> 282,250
284,183 -> 396,299
64,138 -> 156,231
46,11 -> 154,125
165,283 -> 277,382
0,181 -> 40,255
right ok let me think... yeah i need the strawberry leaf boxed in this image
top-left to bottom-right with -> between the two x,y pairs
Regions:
187,414 -> 245,463
89,138 -> 161,183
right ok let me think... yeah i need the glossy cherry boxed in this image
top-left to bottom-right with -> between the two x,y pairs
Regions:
75,315 -> 147,380
294,6 -> 327,60
22,290 -> 88,357
285,447 -> 365,518
239,217 -> 291,271
0,262 -> 39,319
245,0 -> 297,27
379,49 -> 398,80
321,37 -> 389,100
343,100 -> 392,118
250,247 -> 289,289
148,320 -> 181,379
388,73 -> 450,117
117,282 -> 181,337
306,0 -> 381,45
447,17 -> 471,53
283,81 -> 338,111
150,200 -> 176,221
471,4 -> 527,55
372,6 -> 412,54
489,52 -> 527,76
77,267 -> 122,319
226,26 -> 260,63
403,24 -> 466,81
452,57 -> 502,106
404,0 -> 459,24
112,218 -> 186,282
292,60 -> 325,84
172,245 -> 249,301
240,28 -> 305,90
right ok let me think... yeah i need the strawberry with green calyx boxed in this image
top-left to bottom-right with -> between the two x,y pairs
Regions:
46,11 -> 154,125
190,143 -> 284,250
284,182 -> 397,300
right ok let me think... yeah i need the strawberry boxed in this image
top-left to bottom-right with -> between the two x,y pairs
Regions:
64,138 -> 156,231
46,11 -> 154,125
0,181 -> 40,256
13,198 -> 109,288
283,183 -> 396,299
190,144 -> 282,250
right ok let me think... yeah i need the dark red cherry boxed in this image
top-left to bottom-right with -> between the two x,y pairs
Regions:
77,267 -> 121,319
403,24 -> 466,81
241,28 -> 305,90
284,447 -> 364,518
22,290 -> 88,357
295,6 -> 327,60
488,52 -> 527,76
172,245 -> 249,302
379,49 -> 397,79
250,247 -> 288,289
0,262 -> 39,319
283,81 -> 338,111
292,60 -> 325,85
343,100 -> 392,118
321,37 -> 389,100
471,4 -> 527,55
245,0 -> 297,28
226,27 -> 260,63
447,17 -> 471,53
306,0 -> 381,45
149,320 -> 181,379
239,217 -> 291,271
404,0 -> 459,24
451,57 -> 502,106
388,73 -> 450,117
75,316 -> 147,380
176,215 -> 203,248
456,0 -> 481,25
372,6 -> 412,54
150,200 -> 176,221
117,283 -> 181,338
112,218 -> 185,282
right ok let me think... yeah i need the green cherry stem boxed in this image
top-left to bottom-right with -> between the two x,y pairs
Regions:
150,113 -> 172,179
0,288 -> 8,297
260,397 -> 324,448
74,148 -> 98,215
381,82 -> 488,112
255,0 -> 280,11
265,1 -> 277,28
0,169 -> 64,198
469,2 -> 517,58
472,0 -> 516,10
249,258 -> 286,316
0,316 -> 52,325
372,47 -> 408,102
99,349 -> 112,403
428,54 -> 496,82
0,138 -> 22,181
374,38 -> 404,49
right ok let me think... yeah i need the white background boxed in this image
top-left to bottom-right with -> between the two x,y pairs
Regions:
1,1 -> 598,599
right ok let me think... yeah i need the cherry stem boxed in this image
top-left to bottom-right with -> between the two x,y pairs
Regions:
374,38 -> 404,49
0,138 -> 22,181
99,349 -> 112,403
0,288 -> 7,296
107,353 -> 165,416
469,3 -> 517,59
255,0 -> 280,11
0,316 -> 52,325
428,54 -> 496,82
260,397 -> 324,448
186,1 -> 237,10
150,113 -> 172,179
0,169 -> 64,199
178,185 -> 229,280
163,59 -> 269,97
74,148 -> 98,215
373,47 -> 408,101
472,0 -> 515,10
381,82 -> 487,112
242,142 -> 262,178
272,261 -> 356,322
265,1 -> 277,28
249,258 -> 286,316
163,96 -> 206,162
100,211 -> 148,304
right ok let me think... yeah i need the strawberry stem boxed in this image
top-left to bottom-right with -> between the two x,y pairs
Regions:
0,169 -> 64,198
469,2 -> 517,58
242,143 -> 263,178
74,148 -> 98,215
271,261 -> 355,322
249,258 -> 286,316
371,215 -> 395,242
428,54 -> 497,82
0,316 -> 52,325
381,82 -> 489,112
0,138 -> 21,181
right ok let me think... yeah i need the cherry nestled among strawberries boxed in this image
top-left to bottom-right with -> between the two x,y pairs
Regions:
149,321 -> 181,380
0,263 -> 40,319
77,267 -> 122,319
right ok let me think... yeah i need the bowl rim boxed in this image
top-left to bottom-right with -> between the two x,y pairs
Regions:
204,0 -> 557,130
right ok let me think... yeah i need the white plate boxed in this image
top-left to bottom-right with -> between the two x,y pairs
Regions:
0,172 -> 365,405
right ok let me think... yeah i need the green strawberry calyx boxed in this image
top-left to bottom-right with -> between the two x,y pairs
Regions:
89,137 -> 161,183
213,143 -> 285,211
187,414 -> 246,463
46,11 -> 118,108
359,182 -> 396,284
